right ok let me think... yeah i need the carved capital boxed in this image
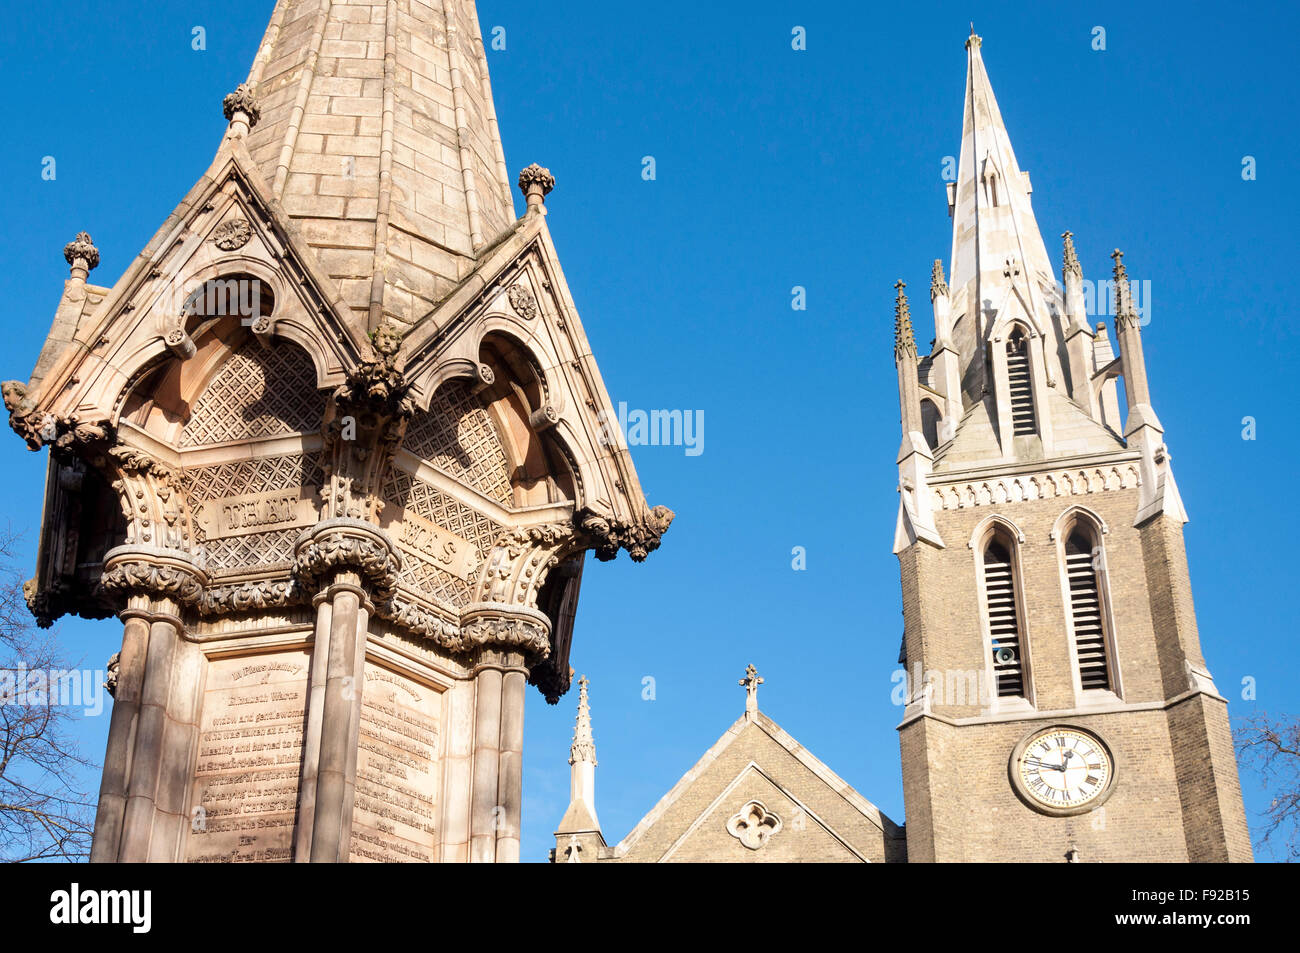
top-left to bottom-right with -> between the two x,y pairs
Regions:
460,603 -> 552,661
293,519 -> 401,597
101,546 -> 209,605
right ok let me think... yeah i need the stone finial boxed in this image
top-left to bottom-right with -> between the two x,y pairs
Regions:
518,163 -> 555,211
893,280 -> 917,363
930,259 -> 948,300
966,24 -> 982,50
1111,248 -> 1139,331
223,83 -> 261,135
739,663 -> 764,715
1062,231 -> 1081,279
63,231 -> 99,273
569,675 -> 597,765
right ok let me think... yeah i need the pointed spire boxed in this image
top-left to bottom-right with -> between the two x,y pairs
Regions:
893,280 -> 917,364
930,259 -> 949,300
1111,249 -> 1138,331
240,1 -> 516,331
947,32 -> 1059,366
1062,231 -> 1081,279
569,675 -> 596,765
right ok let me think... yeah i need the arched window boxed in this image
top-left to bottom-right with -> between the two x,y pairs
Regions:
1063,521 -> 1114,692
981,531 -> 1027,699
1006,328 -> 1036,435
920,398 -> 943,451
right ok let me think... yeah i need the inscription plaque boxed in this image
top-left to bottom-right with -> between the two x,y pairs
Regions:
194,486 -> 319,540
185,648 -> 310,863
348,661 -> 442,862
394,511 -> 479,580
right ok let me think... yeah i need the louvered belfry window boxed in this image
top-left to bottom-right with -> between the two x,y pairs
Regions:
983,537 -> 1025,698
1006,328 -> 1036,435
1066,527 -> 1111,691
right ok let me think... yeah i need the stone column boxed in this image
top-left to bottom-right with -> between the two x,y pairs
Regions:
292,519 -> 399,863
90,596 -> 151,863
461,605 -> 550,863
96,546 -> 206,862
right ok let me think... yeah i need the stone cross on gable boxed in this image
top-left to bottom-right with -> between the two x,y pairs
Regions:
739,663 -> 763,715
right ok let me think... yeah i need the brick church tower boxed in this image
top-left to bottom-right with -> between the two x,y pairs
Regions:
3,0 -> 670,862
891,31 -> 1251,862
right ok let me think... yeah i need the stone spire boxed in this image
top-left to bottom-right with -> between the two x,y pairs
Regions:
569,675 -> 596,766
1111,249 -> 1150,407
1062,230 -> 1081,279
929,259 -> 948,301
555,674 -> 601,842
893,280 -> 917,364
947,31 -> 1061,392
239,0 -> 516,331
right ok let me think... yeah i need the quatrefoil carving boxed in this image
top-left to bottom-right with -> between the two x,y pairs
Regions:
726,800 -> 782,851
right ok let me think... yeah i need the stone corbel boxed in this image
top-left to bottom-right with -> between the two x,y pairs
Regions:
575,504 -> 675,562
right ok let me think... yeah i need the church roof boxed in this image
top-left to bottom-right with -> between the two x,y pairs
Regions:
609,707 -> 905,862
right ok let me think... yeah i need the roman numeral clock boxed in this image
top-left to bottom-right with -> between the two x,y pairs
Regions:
1010,727 -> 1116,815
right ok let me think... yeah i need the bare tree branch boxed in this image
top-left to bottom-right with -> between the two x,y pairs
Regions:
1234,710 -> 1300,862
0,529 -> 96,862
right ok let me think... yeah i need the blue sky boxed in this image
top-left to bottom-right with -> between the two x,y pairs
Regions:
0,1 -> 1296,862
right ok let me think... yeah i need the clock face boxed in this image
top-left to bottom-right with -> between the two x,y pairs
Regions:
1014,727 -> 1113,813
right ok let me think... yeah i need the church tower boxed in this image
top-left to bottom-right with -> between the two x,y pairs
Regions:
4,0 -> 670,862
892,31 -> 1251,862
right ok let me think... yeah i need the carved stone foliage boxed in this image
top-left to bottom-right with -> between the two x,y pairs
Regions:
180,340 -> 325,447
726,801 -> 782,851
201,578 -> 307,615
577,504 -> 675,562
211,219 -> 253,251
63,231 -> 100,270
109,445 -> 194,551
459,613 -> 550,659
222,83 -> 261,126
293,521 -> 402,598
403,380 -> 512,506
100,555 -> 206,605
476,523 -> 575,608
4,380 -> 113,457
931,464 -> 1141,511
507,283 -> 538,321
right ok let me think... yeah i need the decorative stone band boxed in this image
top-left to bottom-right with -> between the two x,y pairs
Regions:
930,463 -> 1141,511
201,578 -> 307,615
293,518 -> 402,597
460,602 -> 552,662
100,545 -> 210,605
